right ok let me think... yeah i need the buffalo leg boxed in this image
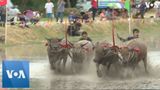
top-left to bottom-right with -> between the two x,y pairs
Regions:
130,64 -> 136,73
143,57 -> 148,73
56,57 -> 62,72
104,63 -> 111,76
62,55 -> 67,71
71,61 -> 76,74
49,56 -> 55,70
107,63 -> 112,71
96,63 -> 102,77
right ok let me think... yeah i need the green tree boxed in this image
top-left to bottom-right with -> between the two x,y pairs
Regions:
11,0 -> 77,12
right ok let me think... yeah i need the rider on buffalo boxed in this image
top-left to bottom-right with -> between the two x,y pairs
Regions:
79,31 -> 92,42
117,29 -> 140,42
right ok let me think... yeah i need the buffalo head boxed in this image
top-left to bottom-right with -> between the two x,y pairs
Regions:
94,42 -> 123,64
46,38 -> 63,52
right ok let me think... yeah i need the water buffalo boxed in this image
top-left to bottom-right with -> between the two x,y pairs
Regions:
73,40 -> 94,60
119,40 -> 148,73
94,41 -> 122,77
46,38 -> 72,72
71,40 -> 94,73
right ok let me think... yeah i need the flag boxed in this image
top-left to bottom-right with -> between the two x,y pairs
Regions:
124,0 -> 131,14
0,0 -> 7,6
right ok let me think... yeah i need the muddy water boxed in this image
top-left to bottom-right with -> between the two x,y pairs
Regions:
0,44 -> 160,89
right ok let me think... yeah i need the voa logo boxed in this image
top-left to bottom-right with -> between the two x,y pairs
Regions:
6,70 -> 26,79
2,60 -> 29,88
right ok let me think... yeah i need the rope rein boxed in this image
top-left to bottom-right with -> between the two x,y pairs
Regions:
127,50 -> 139,64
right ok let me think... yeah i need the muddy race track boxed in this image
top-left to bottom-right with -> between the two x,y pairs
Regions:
0,45 -> 160,89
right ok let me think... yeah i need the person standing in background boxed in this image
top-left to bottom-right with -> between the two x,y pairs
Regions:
56,0 -> 65,23
91,0 -> 98,21
139,0 -> 146,19
45,0 -> 54,23
155,0 -> 160,18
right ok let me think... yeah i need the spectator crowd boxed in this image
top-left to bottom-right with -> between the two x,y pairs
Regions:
0,0 -> 160,29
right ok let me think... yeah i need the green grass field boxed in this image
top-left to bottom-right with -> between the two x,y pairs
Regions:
0,19 -> 160,48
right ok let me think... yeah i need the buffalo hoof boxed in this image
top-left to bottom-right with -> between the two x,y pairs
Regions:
50,65 -> 56,70
97,70 -> 102,78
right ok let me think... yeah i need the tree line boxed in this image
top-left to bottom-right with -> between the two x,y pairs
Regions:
11,0 -> 77,12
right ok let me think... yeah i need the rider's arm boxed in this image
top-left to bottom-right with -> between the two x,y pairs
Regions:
117,34 -> 128,42
127,36 -> 135,41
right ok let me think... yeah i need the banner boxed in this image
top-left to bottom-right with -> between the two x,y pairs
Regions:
0,0 -> 7,6
98,0 -> 124,8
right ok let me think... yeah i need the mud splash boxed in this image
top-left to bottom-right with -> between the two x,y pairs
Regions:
0,45 -> 160,89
